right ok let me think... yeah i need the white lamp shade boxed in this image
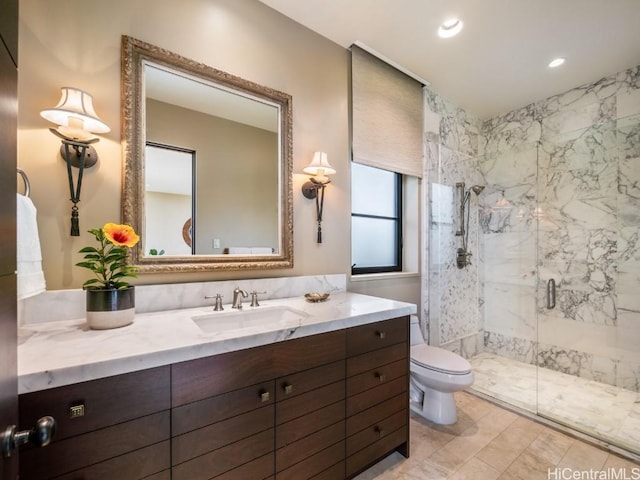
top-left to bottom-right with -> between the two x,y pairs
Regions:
40,87 -> 110,137
303,151 -> 336,176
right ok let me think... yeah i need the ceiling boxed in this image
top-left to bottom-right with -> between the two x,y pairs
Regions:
258,0 -> 640,119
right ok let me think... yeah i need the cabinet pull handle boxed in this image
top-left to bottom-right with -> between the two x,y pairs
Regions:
374,426 -> 384,439
376,331 -> 386,340
283,383 -> 293,395
375,372 -> 386,382
259,390 -> 270,402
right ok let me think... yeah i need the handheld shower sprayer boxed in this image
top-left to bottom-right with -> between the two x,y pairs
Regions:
471,185 -> 485,196
455,182 -> 485,269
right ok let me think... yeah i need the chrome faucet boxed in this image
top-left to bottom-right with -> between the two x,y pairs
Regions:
232,287 -> 248,309
204,293 -> 224,311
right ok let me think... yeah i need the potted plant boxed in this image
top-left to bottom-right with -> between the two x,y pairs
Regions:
76,223 -> 140,329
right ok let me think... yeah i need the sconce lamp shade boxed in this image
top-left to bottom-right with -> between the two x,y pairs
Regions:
40,87 -> 110,140
301,151 -> 336,244
41,87 -> 109,236
303,151 -> 335,178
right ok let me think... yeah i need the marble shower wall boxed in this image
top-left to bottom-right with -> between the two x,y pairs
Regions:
422,87 -> 484,358
480,65 -> 640,392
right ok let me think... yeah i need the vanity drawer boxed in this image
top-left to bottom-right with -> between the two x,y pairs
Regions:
347,342 -> 407,378
347,410 -> 406,456
213,453 -> 274,480
276,439 -> 345,480
50,442 -> 170,480
310,461 -> 346,480
19,366 -> 170,441
346,425 -> 407,478
20,411 -> 170,479
172,404 -> 274,465
277,400 -> 344,448
172,343 -> 273,407
346,393 -> 406,437
275,360 -> 344,401
347,376 -> 407,416
172,428 -> 274,480
276,380 -> 345,425
172,380 -> 274,435
272,329 -> 346,377
346,317 -> 408,357
276,420 -> 344,472
347,358 -> 407,397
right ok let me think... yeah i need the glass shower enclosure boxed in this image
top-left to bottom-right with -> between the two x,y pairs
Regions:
425,65 -> 640,456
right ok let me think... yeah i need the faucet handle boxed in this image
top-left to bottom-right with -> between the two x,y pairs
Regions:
205,294 -> 224,311
249,291 -> 266,307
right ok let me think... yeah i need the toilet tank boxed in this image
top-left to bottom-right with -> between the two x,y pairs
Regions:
410,315 -> 424,346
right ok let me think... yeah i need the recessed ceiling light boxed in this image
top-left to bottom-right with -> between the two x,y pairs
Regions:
438,18 -> 463,38
548,57 -> 566,68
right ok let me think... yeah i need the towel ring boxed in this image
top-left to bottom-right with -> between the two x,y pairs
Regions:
17,168 -> 31,197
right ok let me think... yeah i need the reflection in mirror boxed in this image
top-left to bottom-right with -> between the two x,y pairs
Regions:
145,143 -> 194,256
121,36 -> 293,272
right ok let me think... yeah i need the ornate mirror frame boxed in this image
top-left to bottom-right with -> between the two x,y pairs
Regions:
121,36 -> 293,272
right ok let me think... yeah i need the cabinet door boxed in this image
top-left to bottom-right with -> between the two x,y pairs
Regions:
18,367 -> 171,480
0,0 -> 18,64
0,2 -> 18,476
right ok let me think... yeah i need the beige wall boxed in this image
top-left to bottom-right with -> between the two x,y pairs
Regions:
17,0 -> 420,309
147,99 -> 278,254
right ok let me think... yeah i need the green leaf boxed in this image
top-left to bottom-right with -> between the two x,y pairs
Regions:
78,246 -> 100,254
82,279 -> 102,289
76,261 -> 97,269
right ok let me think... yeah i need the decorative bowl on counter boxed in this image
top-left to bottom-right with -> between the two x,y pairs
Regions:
304,292 -> 330,303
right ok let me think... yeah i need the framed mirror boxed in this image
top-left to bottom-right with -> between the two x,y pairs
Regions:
121,36 -> 293,272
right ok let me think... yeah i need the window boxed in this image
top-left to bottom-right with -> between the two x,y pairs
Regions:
351,163 -> 402,274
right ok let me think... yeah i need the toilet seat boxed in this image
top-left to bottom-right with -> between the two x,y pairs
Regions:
411,345 -> 471,375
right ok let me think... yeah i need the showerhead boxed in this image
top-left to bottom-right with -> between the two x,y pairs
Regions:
471,185 -> 485,195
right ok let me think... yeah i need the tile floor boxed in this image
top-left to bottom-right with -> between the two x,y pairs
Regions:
354,391 -> 640,480
470,353 -> 640,454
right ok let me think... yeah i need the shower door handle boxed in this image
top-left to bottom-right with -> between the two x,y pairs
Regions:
546,278 -> 556,309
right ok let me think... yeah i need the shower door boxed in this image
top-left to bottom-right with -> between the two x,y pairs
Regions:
534,76 -> 640,455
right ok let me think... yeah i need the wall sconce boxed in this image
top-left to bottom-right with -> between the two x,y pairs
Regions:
301,151 -> 335,243
40,87 -> 110,236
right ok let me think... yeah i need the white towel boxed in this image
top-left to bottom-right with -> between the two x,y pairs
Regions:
17,194 -> 46,299
227,247 -> 273,254
250,247 -> 274,254
227,247 -> 252,254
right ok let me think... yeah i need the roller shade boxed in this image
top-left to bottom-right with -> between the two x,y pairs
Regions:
351,44 -> 423,178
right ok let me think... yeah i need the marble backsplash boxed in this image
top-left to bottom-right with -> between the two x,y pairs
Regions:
19,274 -> 347,326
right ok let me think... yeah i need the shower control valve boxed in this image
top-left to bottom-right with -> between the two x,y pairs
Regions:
456,248 -> 472,269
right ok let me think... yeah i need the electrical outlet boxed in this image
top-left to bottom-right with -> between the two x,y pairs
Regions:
213,238 -> 221,249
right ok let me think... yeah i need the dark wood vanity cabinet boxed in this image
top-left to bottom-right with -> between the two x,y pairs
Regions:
345,317 -> 410,478
171,329 -> 346,480
18,316 -> 409,480
18,366 -> 172,479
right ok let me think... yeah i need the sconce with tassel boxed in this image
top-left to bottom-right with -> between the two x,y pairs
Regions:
40,87 -> 110,236
301,151 -> 335,243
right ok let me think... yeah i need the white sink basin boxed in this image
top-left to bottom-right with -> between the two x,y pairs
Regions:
192,305 -> 308,334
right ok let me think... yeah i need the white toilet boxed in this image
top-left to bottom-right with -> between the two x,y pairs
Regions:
409,316 -> 474,424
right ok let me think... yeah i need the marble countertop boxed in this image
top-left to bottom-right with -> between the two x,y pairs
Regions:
18,292 -> 416,394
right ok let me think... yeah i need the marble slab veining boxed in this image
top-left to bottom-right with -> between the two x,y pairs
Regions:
18,291 -> 416,394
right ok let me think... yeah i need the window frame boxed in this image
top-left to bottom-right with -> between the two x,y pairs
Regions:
351,167 -> 403,275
